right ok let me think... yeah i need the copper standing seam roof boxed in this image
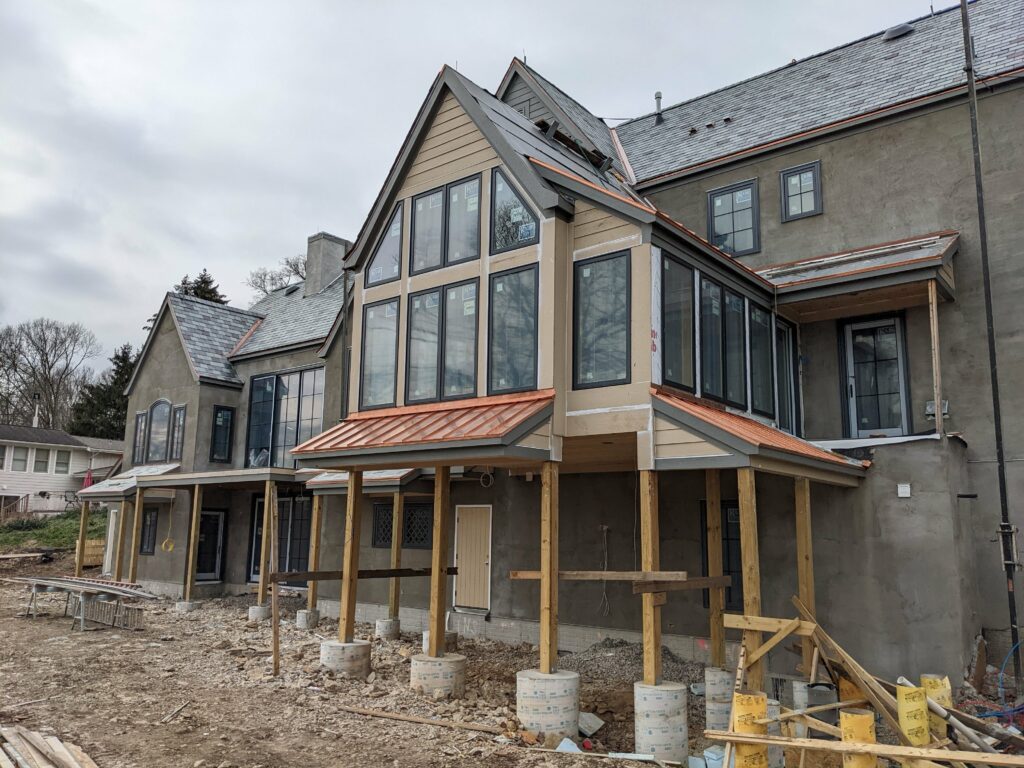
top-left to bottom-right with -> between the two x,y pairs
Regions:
651,387 -> 868,469
293,389 -> 556,455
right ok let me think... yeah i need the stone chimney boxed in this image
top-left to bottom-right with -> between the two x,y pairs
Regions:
304,232 -> 351,297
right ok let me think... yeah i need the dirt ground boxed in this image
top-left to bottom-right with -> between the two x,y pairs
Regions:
0,555 -> 714,768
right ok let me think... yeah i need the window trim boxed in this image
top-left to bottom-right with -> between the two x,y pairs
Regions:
409,173 -> 482,276
489,167 -> 541,256
699,275 -> 749,410
404,286 -> 442,405
660,252 -> 697,394
359,297 -> 401,411
487,262 -> 539,396
145,399 -> 173,464
707,178 -> 760,256
209,405 -> 235,464
748,301 -> 776,419
365,204 -> 404,287
779,160 -> 823,223
572,250 -> 632,390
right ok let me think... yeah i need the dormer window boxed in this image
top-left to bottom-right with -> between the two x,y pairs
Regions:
411,175 -> 481,274
491,168 -> 539,255
366,206 -> 403,286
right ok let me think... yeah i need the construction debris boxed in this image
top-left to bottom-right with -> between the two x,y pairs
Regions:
0,725 -> 99,768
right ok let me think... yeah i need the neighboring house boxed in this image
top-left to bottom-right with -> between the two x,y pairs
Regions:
0,425 -> 122,517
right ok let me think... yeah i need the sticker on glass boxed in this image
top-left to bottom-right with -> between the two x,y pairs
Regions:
496,282 -> 504,293
463,284 -> 476,299
519,221 -> 535,240
425,293 -> 439,308
464,299 -> 475,315
385,303 -> 397,318
429,194 -> 442,208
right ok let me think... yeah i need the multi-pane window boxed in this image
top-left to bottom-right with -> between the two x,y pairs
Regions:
412,188 -> 444,272
247,377 -> 276,467
407,289 -> 441,403
366,206 -> 403,286
11,447 -> 27,472
403,281 -> 478,403
33,448 -> 50,473
489,265 -> 538,394
139,506 -> 158,555
360,299 -> 399,409
776,321 -> 797,434
371,501 -> 434,549
169,405 -> 186,462
491,168 -> 539,254
0,445 -> 6,470
411,175 -> 481,273
780,161 -> 822,222
749,304 -> 775,417
146,400 -> 171,463
132,412 -> 147,464
700,278 -> 747,408
210,405 -> 234,463
447,177 -> 481,265
54,450 -> 71,474
443,281 -> 478,398
708,180 -> 759,256
662,256 -> 695,391
845,318 -> 907,437
574,251 -> 630,388
246,369 -> 325,467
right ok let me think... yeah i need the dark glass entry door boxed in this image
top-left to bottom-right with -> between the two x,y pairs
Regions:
196,511 -> 225,581
249,496 -> 312,586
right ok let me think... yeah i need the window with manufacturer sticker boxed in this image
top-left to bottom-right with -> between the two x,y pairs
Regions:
489,265 -> 537,394
366,206 -> 403,286
491,168 -> 539,254
361,299 -> 399,409
574,251 -> 629,388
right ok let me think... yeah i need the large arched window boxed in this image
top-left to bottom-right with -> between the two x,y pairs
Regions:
146,400 -> 171,463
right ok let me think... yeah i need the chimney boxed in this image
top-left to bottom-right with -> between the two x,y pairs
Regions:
304,232 -> 351,297
655,91 -> 664,124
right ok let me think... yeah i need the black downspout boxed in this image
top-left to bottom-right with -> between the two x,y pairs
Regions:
959,0 -> 1022,690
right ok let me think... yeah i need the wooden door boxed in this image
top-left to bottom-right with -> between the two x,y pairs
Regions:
454,505 -> 491,610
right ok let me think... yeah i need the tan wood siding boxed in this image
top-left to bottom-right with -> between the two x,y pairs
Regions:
653,414 -> 730,460
573,202 -> 641,254
501,73 -> 553,123
454,505 -> 491,609
515,420 -> 551,451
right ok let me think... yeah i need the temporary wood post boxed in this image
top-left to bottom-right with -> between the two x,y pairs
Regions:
388,490 -> 404,619
307,494 -> 323,613
74,499 -> 90,577
737,467 -> 764,690
113,498 -> 132,582
928,279 -> 944,434
705,468 -> 726,668
539,461 -> 559,674
338,470 -> 363,643
271,488 -> 281,676
128,488 -> 145,582
795,476 -> 816,676
183,484 -> 203,602
257,479 -> 275,605
639,469 -> 662,685
427,465 -> 451,657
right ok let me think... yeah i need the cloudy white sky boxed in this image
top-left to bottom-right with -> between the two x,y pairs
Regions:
1,0 -> 936,368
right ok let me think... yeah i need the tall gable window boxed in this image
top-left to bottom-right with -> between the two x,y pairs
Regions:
700,278 -> 747,408
146,400 -> 172,463
412,189 -> 444,272
749,304 -> 775,417
574,251 -> 630,389
412,175 -> 481,274
776,320 -> 797,434
246,368 -> 325,467
489,264 -> 538,394
210,405 -> 234,463
708,180 -> 759,256
366,206 -> 403,286
443,281 -> 478,398
132,413 -> 146,464
407,289 -> 441,403
403,280 -> 479,403
491,168 -> 539,255
360,299 -> 400,409
169,405 -> 186,462
662,256 -> 695,391
780,161 -> 822,222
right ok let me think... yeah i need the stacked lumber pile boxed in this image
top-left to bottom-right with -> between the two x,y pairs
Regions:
705,596 -> 1024,766
0,725 -> 98,768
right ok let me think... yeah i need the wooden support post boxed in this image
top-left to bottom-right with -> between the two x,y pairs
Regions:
113,499 -> 132,582
388,490 -> 404,619
257,480 -> 274,605
639,469 -> 661,685
737,467 -> 763,690
540,461 -> 559,674
74,499 -> 90,577
338,470 -> 363,643
307,494 -> 323,613
427,466 -> 451,657
271,489 -> 280,676
795,476 -> 816,677
705,468 -> 726,668
928,279 -> 944,435
183,484 -> 203,602
128,488 -> 144,583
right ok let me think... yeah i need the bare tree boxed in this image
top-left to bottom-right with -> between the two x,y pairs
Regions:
246,254 -> 307,301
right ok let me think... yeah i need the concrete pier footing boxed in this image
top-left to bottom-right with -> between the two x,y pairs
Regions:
174,601 -> 199,613
410,653 -> 467,699
248,605 -> 271,621
634,681 -> 688,762
515,669 -> 580,741
296,609 -> 320,630
320,639 -> 372,679
421,630 -> 458,654
375,618 -> 400,640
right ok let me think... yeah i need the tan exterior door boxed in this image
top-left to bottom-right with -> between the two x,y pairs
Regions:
454,505 -> 491,610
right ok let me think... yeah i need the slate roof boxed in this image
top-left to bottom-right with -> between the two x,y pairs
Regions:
0,425 -> 83,447
231,276 -> 347,358
614,0 -> 1024,183
165,294 -> 262,386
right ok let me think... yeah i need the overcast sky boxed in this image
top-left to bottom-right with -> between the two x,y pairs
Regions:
1,0 -> 937,368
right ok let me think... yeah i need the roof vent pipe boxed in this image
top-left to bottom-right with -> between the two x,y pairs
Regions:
655,91 -> 663,124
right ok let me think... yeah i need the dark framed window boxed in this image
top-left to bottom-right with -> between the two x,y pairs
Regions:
489,264 -> 538,394
245,368 -> 325,467
700,277 -> 747,408
411,175 -> 481,274
749,304 -> 775,417
446,176 -> 481,265
402,280 -> 478,404
132,412 -> 147,464
700,500 -> 744,612
662,255 -> 695,391
366,205 -> 403,286
371,501 -> 433,549
406,288 -> 441,403
708,180 -> 759,256
33,448 -> 50,473
210,405 -> 234,463
360,298 -> 400,409
780,161 -> 822,222
169,405 -> 186,462
776,319 -> 798,434
574,251 -> 630,389
146,400 -> 172,463
246,376 -> 276,467
490,168 -> 539,255
139,506 -> 159,555
442,280 -> 478,399
412,187 -> 444,273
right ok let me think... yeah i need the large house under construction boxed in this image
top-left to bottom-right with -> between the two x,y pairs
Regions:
83,0 -> 1024,753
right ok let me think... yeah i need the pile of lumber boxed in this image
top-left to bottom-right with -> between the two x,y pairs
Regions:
0,725 -> 98,768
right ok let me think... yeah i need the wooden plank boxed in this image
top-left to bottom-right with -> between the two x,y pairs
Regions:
113,499 -> 130,582
388,490 -> 404,619
639,469 -> 661,685
706,468 -> 726,668
183,484 -> 203,602
737,467 -> 763,690
334,704 -> 502,735
307,494 -> 323,612
338,470 -> 363,643
74,500 -> 89,577
16,728 -> 76,768
928,279 -> 944,434
41,739 -> 81,768
271,488 -> 280,677
509,569 -> 689,582
632,575 -> 732,594
427,466 -> 451,657
60,746 -> 96,768
745,616 -> 802,668
128,488 -> 144,583
651,591 -> 667,607
270,566 -> 457,583
256,480 -> 274,605
539,461 -> 559,674
0,749 -> 17,768
723,613 -> 817,636
794,476 -> 815,676
755,698 -> 868,725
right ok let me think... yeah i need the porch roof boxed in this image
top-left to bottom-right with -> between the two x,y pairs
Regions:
78,463 -> 180,501
305,468 -> 424,494
136,466 -> 304,491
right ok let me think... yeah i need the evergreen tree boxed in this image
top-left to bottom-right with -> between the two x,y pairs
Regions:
176,269 -> 228,304
67,343 -> 138,439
